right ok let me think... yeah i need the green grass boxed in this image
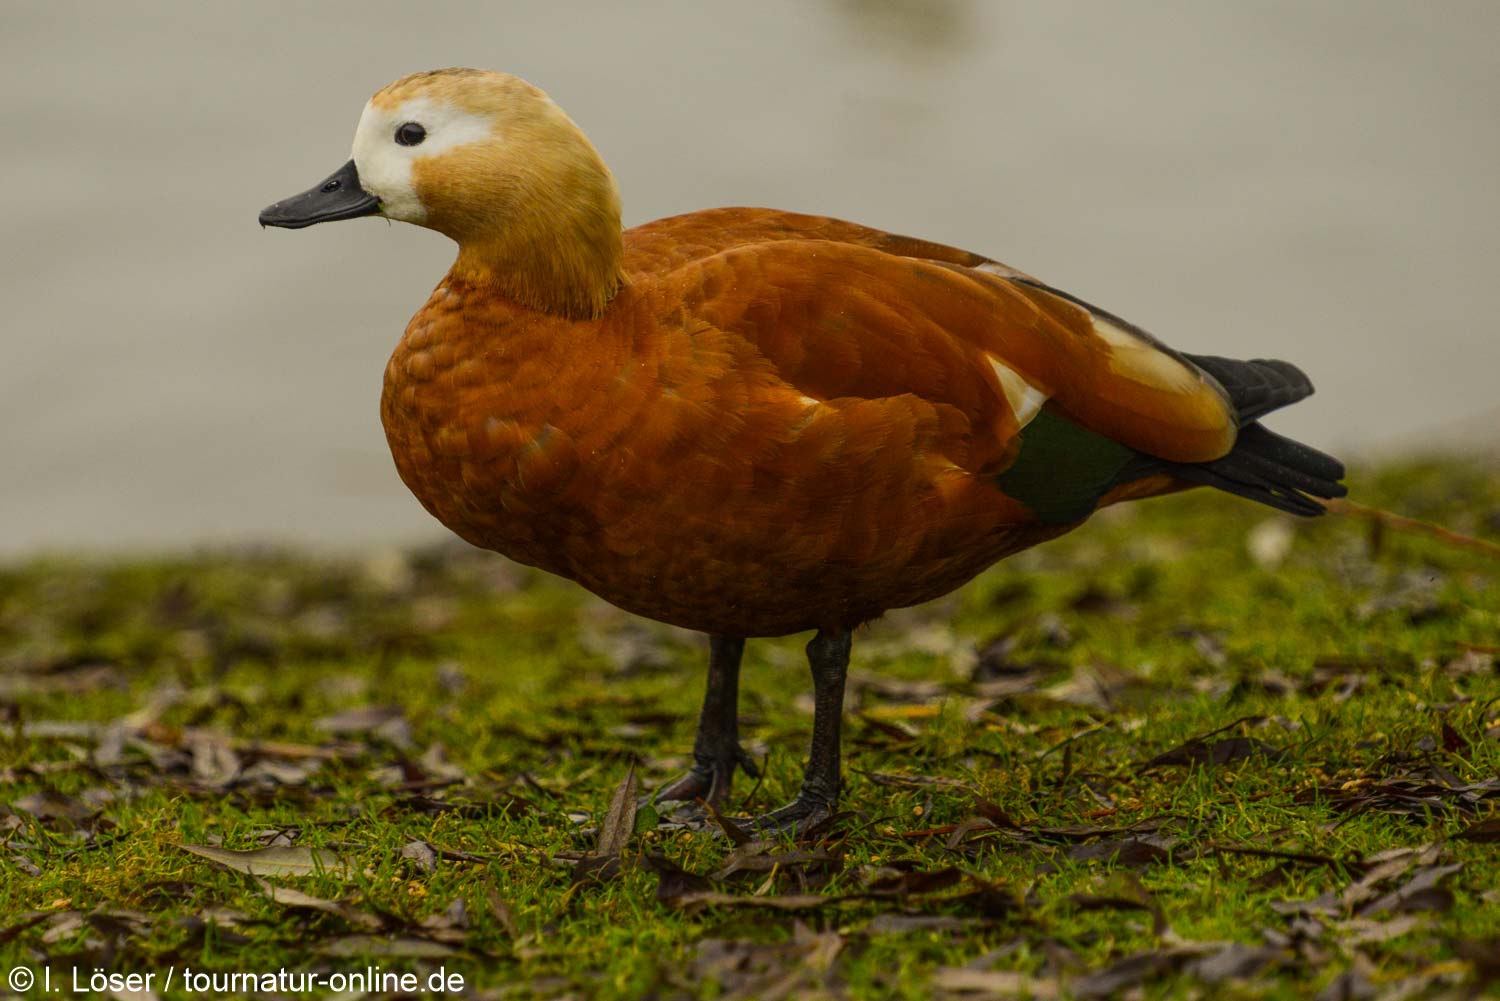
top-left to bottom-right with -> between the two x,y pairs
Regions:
1,456 -> 1497,998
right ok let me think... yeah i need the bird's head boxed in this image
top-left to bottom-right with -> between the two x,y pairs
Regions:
260,68 -> 623,318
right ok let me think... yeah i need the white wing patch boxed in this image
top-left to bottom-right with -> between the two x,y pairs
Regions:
987,356 -> 1049,429
1090,314 -> 1203,395
974,261 -> 1032,281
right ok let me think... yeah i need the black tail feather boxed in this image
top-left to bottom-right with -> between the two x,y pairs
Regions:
1157,423 -> 1347,516
1184,353 -> 1315,425
1115,356 -> 1346,518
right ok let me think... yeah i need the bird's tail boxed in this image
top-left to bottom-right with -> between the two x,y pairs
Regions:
1117,354 -> 1348,517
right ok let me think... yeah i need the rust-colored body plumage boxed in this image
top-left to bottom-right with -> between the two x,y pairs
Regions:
381,209 -> 1222,635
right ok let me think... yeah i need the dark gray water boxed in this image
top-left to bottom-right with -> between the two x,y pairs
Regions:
4,0 -> 1497,556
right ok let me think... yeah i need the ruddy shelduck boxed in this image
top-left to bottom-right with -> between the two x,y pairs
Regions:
261,68 -> 1345,833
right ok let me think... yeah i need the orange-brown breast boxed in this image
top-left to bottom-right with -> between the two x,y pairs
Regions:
381,209 -> 1227,636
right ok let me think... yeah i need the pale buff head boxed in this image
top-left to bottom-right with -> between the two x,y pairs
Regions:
263,69 -> 624,318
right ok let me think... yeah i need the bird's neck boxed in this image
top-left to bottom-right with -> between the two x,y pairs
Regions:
450,187 -> 624,321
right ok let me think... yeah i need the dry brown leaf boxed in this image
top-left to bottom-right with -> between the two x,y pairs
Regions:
13,787 -> 95,826
667,892 -> 838,913
701,797 -> 753,846
1065,837 -> 1176,868
595,763 -> 639,858
0,911 -> 52,945
711,843 -> 840,880
1187,942 -> 1286,983
178,843 -> 351,879
314,705 -> 412,748
1147,735 -> 1282,767
934,967 -> 1061,997
1335,914 -> 1425,945
573,765 -> 639,886
863,866 -> 964,897
1071,950 -> 1193,999
644,852 -> 715,903
1358,863 -> 1461,917
1455,817 -> 1500,843
254,878 -> 382,931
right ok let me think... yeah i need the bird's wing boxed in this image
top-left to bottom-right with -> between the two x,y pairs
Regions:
675,238 -> 1238,468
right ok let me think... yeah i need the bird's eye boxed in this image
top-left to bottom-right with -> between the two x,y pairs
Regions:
394,122 -> 426,147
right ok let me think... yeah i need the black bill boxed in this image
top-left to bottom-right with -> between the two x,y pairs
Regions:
259,159 -> 381,229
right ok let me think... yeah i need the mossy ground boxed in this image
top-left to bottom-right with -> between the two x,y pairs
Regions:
1,457 -> 1497,999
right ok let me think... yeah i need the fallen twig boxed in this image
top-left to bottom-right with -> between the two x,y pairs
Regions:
1326,498 -> 1500,560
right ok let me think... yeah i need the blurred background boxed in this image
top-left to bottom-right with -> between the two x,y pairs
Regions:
4,0 -> 1497,558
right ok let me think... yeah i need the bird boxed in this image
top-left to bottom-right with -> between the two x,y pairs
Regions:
260,68 -> 1346,834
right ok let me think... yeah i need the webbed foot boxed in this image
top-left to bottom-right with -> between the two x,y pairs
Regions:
736,794 -> 835,838
645,743 -> 759,811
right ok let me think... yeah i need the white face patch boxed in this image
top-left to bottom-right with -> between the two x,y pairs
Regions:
349,96 -> 495,223
987,356 -> 1049,429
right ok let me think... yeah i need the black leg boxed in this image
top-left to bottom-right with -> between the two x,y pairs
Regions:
651,635 -> 755,809
745,628 -> 851,835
